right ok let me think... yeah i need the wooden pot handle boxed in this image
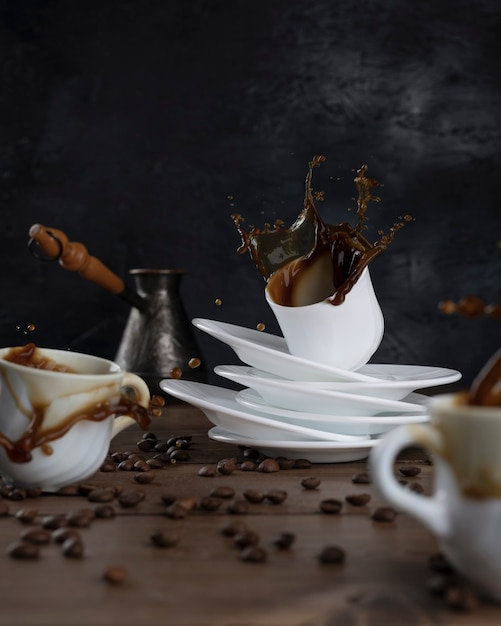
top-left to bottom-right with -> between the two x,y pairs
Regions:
28,223 -> 125,295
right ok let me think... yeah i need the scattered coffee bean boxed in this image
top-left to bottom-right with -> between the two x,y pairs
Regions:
198,465 -> 217,477
257,458 -> 280,473
41,515 -> 67,530
164,502 -> 190,519
240,546 -> 267,563
169,449 -> 190,462
94,504 -> 116,519
118,460 -> 136,471
20,528 -> 51,545
134,472 -> 155,484
118,489 -> 144,508
352,472 -> 371,484
103,565 -> 128,585
217,458 -> 240,475
399,465 -> 422,477
233,530 -> 260,549
243,448 -> 260,459
7,488 -> 26,501
199,496 -> 223,511
146,458 -> 164,469
319,498 -> 343,514
265,489 -> 288,504
154,442 -> 170,452
345,493 -> 371,506
221,520 -> 248,537
87,488 -> 116,503
301,477 -> 321,490
136,439 -> 154,452
243,489 -> 265,504
240,461 -> 257,471
52,528 -> 81,544
15,508 -> 38,524
56,485 -> 81,497
210,486 -> 235,499
274,532 -> 296,550
150,530 -> 180,548
227,499 -> 249,515
371,506 -> 397,522
294,459 -> 312,469
7,540 -> 40,559
65,509 -> 94,528
318,545 -> 345,564
62,537 -> 84,559
276,457 -> 296,470
111,452 -> 129,463
77,483 -> 98,496
100,461 -> 116,472
133,460 -> 151,472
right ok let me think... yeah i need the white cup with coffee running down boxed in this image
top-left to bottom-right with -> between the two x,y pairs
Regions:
370,392 -> 501,601
0,345 -> 151,491
265,266 -> 384,371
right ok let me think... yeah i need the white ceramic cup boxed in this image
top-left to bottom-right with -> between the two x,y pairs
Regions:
265,267 -> 384,370
0,346 -> 151,491
370,392 -> 501,601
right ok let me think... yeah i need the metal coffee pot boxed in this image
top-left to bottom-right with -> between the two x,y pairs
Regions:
28,224 -> 207,394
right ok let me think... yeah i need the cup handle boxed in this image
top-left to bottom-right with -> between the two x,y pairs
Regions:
111,372 -> 151,438
369,424 -> 450,538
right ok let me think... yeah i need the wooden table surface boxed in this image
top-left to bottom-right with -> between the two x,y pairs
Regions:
0,401 -> 499,626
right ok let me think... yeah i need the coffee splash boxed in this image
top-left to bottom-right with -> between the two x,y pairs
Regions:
232,156 -> 411,306
0,344 -> 151,463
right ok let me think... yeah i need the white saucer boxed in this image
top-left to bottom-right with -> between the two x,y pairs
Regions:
208,426 -> 378,463
193,318 -> 379,382
214,365 -> 428,416
159,379 -> 369,442
217,365 -> 459,401
236,388 -> 429,436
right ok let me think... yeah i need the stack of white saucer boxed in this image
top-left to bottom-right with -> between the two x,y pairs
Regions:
160,318 -> 461,463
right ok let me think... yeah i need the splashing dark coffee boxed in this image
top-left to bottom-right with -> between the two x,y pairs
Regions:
232,156 -> 411,307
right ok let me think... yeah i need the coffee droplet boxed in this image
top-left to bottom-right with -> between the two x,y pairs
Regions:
27,324 -> 36,332
214,298 -> 222,306
256,322 -> 266,331
169,367 -> 182,379
188,357 -> 201,369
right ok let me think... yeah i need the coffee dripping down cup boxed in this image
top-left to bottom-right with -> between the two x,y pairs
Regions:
28,224 -> 207,395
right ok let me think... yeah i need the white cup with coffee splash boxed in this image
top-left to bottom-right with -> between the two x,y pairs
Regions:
265,266 -> 384,371
370,392 -> 501,601
0,345 -> 151,491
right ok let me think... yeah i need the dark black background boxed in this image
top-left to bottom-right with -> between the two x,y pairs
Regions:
1,0 -> 500,389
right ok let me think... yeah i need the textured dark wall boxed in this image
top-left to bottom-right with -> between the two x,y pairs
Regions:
0,0 -> 500,388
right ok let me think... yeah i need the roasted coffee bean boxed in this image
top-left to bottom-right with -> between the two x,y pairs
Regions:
7,540 -> 39,559
199,496 -> 223,511
111,452 -> 129,463
217,458 -> 240,475
20,528 -> 51,545
153,452 -> 172,463
41,515 -> 67,530
257,458 -> 280,473
15,508 -> 38,524
276,457 -> 296,470
103,565 -> 128,585
233,530 -> 260,549
265,489 -> 288,505
7,488 -> 26,501
142,431 -> 158,441
77,483 -> 98,496
94,504 -> 116,519
294,459 -> 312,469
170,449 -> 190,462
301,477 -> 321,490
164,502 -> 190,519
62,537 -> 84,558
56,485 -> 81,497
352,472 -> 371,484
319,499 -> 343,514
274,532 -> 296,550
87,488 -> 115,503
146,458 -> 164,469
240,461 -> 257,471
243,489 -> 265,504
25,487 -> 43,498
318,545 -> 345,564
240,546 -> 267,563
154,442 -> 170,452
136,439 -> 154,452
167,436 -> 192,448
243,448 -> 260,459
160,493 -> 177,505
371,506 -> 397,522
100,461 -> 116,472
227,499 -> 249,515
127,453 -> 145,462
399,465 -> 422,477
118,489 -> 144,508
65,510 -> 94,528
221,520 -> 248,537
0,500 -> 9,516
133,460 -> 151,472
177,497 -> 197,511
429,552 -> 454,574
210,486 -> 235,499
198,465 -> 217,477
52,528 -> 81,544
134,472 -> 155,484
150,530 -> 180,548
117,460 -> 136,471
345,493 -> 371,506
